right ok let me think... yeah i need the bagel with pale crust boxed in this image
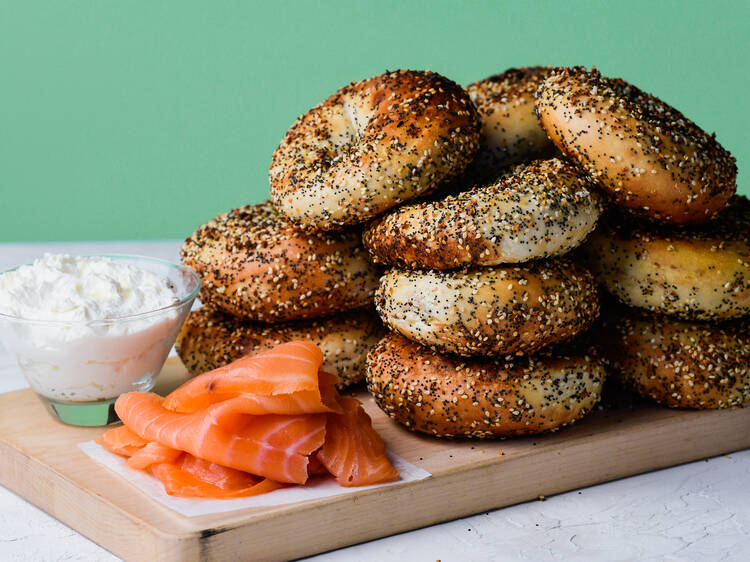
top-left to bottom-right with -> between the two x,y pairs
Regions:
584,195 -> 750,320
363,158 -> 603,269
270,69 -> 481,230
374,258 -> 600,357
535,66 -> 736,225
466,66 -> 558,179
180,202 -> 380,322
176,306 -> 385,388
366,332 -> 606,438
598,307 -> 750,409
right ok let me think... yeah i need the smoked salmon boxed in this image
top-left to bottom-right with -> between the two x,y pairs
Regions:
95,424 -> 147,456
127,441 -> 181,470
115,392 -> 327,484
98,425 -> 284,498
150,457 -> 284,499
317,397 -> 399,486
98,340 -> 398,498
163,341 -> 341,414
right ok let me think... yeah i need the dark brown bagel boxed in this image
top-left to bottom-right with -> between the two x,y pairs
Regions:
363,158 -> 603,269
584,195 -> 750,320
535,66 -> 736,225
466,66 -> 558,180
366,333 -> 606,438
598,307 -> 750,409
374,258 -> 600,357
176,306 -> 385,388
269,69 -> 481,230
180,202 -> 380,322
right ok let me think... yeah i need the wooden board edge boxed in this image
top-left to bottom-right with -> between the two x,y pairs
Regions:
0,437 -> 201,560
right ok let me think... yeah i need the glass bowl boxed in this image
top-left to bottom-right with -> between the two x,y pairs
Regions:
0,255 -> 200,426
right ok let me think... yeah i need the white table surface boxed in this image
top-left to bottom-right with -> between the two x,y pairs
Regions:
0,241 -> 748,562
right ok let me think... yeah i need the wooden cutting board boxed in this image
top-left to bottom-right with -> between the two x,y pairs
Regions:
1,357 -> 749,562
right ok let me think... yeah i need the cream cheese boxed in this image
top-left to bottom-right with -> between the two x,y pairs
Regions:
0,254 -> 184,402
0,253 -> 178,325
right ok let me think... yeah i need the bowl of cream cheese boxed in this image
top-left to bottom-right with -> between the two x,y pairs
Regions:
0,254 -> 200,426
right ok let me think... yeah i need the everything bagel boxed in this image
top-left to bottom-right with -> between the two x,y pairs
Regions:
363,158 -> 603,269
180,202 -> 380,322
270,69 -> 481,230
466,66 -> 558,180
366,332 -> 606,438
535,66 -> 736,225
584,195 -> 750,320
374,258 -> 600,357
598,307 -> 750,409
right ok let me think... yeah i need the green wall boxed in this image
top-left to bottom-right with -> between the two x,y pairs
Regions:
2,0 -> 748,242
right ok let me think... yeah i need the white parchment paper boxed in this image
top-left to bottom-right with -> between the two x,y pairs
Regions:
78,441 -> 431,517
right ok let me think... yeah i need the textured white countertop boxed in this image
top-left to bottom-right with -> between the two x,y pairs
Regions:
0,241 -> 748,562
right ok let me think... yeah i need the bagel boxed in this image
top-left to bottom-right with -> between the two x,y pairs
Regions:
269,69 -> 481,230
363,158 -> 603,269
466,66 -> 558,180
535,66 -> 736,225
176,306 -> 384,388
366,333 -> 606,438
180,202 -> 380,322
374,258 -> 600,357
583,195 -> 750,320
598,308 -> 750,409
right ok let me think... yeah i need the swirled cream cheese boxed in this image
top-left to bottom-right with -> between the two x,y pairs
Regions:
0,254 -> 182,402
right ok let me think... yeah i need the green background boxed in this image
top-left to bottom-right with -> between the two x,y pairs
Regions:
1,0 -> 748,242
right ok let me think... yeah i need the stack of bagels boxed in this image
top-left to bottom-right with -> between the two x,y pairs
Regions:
361,68 -> 607,438
178,65 -> 748,439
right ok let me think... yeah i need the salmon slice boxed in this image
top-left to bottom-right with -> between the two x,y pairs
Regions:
198,375 -> 341,428
115,392 -> 326,484
151,457 -> 284,498
166,370 -> 343,417
98,429 -> 283,498
127,441 -> 182,470
317,397 -> 399,487
96,425 -> 148,457
163,341 -> 336,413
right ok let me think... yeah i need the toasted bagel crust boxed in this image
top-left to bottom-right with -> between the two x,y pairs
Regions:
535,67 -> 736,225
374,259 -> 600,357
584,195 -> 750,319
176,307 -> 385,388
598,309 -> 750,409
466,66 -> 557,179
270,69 -> 480,230
363,158 -> 603,269
366,333 -> 606,438
180,202 -> 380,322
